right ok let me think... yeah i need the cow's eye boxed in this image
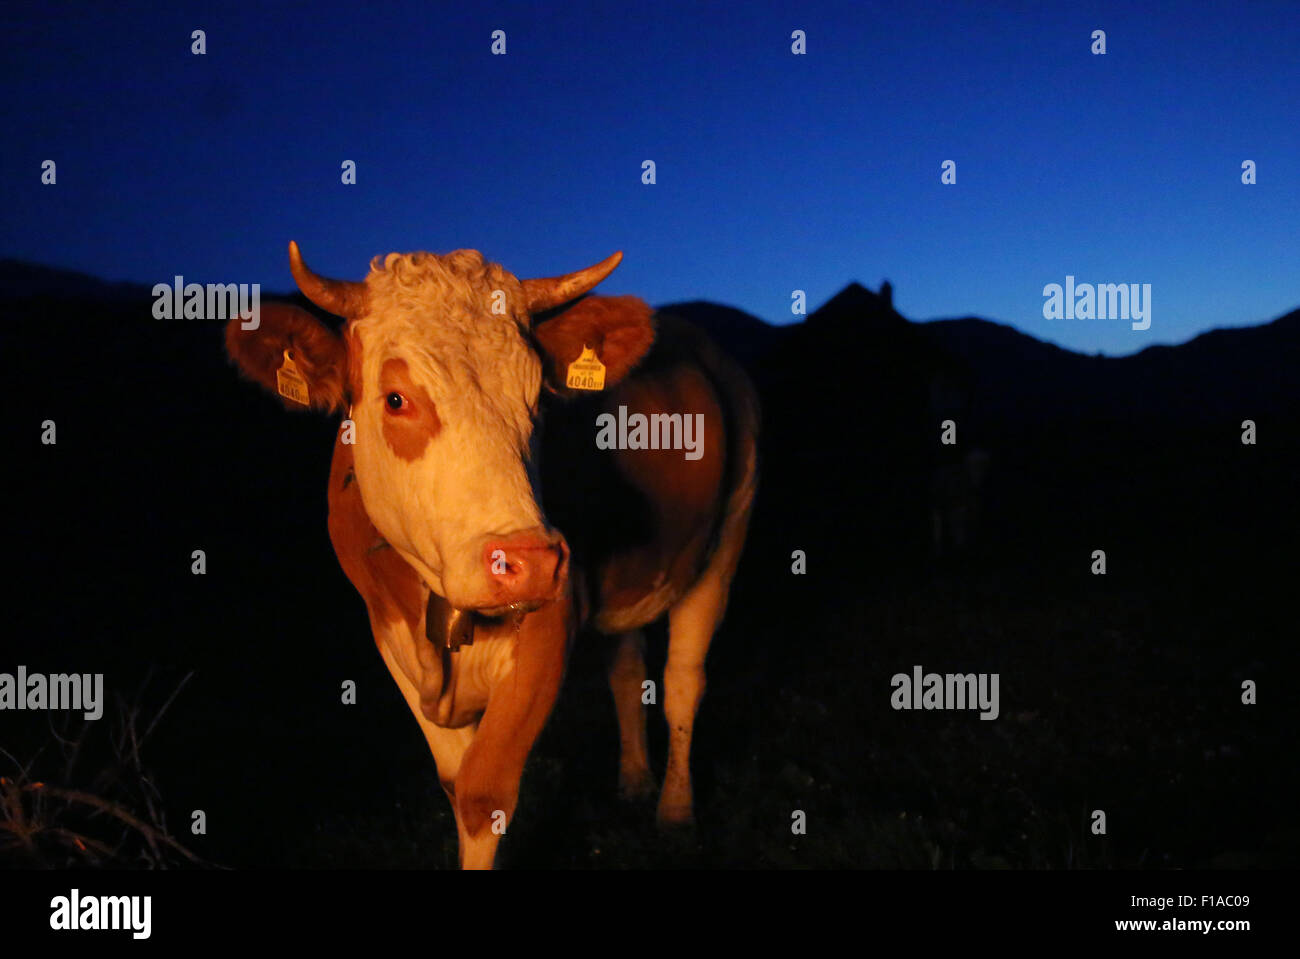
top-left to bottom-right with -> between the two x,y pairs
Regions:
385,391 -> 408,412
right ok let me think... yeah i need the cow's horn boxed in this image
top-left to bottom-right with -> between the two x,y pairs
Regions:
521,251 -> 623,314
288,241 -> 369,318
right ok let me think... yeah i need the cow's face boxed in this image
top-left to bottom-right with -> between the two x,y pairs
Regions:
227,243 -> 655,613
348,250 -> 553,611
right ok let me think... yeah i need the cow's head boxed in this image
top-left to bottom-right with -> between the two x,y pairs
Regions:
226,242 -> 654,613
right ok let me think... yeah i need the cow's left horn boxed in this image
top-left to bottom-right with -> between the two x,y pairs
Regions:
521,251 -> 623,314
288,241 -> 369,318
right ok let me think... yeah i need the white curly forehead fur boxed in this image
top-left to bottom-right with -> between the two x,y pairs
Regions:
349,249 -> 543,445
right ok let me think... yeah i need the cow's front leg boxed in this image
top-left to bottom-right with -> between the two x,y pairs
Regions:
453,592 -> 573,868
374,637 -> 477,857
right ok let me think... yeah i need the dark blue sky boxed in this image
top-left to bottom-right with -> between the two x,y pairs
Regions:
3,0 -> 1297,355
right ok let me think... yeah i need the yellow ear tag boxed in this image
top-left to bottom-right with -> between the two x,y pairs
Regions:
276,349 -> 310,406
565,345 -> 606,391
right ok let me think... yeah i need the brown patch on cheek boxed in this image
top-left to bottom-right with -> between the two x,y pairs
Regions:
379,358 -> 442,462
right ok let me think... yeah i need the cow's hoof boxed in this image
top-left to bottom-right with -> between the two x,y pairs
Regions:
655,802 -> 696,829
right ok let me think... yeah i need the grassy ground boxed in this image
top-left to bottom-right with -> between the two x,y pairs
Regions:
260,547 -> 1290,870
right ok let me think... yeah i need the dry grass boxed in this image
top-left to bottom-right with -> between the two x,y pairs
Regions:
0,670 -> 214,869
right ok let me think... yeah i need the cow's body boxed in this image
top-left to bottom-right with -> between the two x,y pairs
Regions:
227,245 -> 757,867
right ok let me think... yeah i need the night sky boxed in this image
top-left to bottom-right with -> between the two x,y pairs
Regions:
3,0 -> 1297,354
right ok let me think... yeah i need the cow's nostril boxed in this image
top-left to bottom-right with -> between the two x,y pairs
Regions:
483,532 -> 569,603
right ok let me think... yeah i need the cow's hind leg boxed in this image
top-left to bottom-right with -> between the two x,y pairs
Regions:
607,630 -> 655,799
660,570 -> 724,826
659,476 -> 756,827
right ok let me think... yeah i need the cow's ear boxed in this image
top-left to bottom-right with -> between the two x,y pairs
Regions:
225,303 -> 348,413
533,295 -> 655,396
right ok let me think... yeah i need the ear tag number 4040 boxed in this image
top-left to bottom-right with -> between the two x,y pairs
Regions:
277,349 -> 310,406
566,345 -> 606,391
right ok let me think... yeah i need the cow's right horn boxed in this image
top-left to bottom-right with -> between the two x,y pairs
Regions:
521,251 -> 623,314
288,241 -> 369,318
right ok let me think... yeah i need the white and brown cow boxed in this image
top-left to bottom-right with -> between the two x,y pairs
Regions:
226,242 -> 758,868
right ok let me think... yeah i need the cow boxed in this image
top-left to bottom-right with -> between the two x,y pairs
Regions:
225,242 -> 759,868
